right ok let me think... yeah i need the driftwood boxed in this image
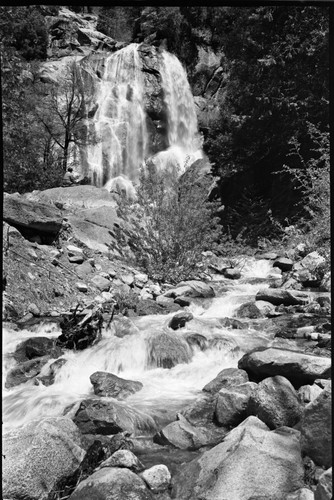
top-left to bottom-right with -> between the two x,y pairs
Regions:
56,305 -> 104,350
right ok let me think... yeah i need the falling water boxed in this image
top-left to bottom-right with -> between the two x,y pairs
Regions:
82,44 -> 202,187
83,43 -> 148,187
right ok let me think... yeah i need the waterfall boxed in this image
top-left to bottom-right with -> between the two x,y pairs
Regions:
82,44 -> 202,188
83,43 -> 148,187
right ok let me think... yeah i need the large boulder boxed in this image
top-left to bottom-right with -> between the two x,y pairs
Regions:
202,367 -> 249,394
13,336 -> 63,363
255,288 -> 309,306
165,280 -> 215,299
235,301 -> 264,319
3,193 -> 63,238
3,417 -> 85,500
90,371 -> 143,399
238,347 -> 331,387
299,387 -> 332,468
146,331 -> 192,368
273,257 -> 294,272
72,399 -> 154,435
247,375 -> 303,429
69,467 -> 153,500
5,356 -> 52,388
172,416 -> 305,500
215,382 -> 257,427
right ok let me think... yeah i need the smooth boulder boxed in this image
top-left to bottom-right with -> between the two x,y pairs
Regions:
69,467 -> 153,500
3,417 -> 85,500
247,375 -> 303,429
90,371 -> 143,399
238,347 -> 331,387
172,416 -> 305,500
203,367 -> 249,394
299,387 -> 332,468
215,382 -> 257,427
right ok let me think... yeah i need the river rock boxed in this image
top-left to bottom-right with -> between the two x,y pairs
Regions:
140,464 -> 171,493
185,332 -> 208,349
147,331 -> 192,368
257,251 -> 278,260
300,251 -> 326,272
273,257 -> 294,271
90,371 -> 143,399
247,376 -> 303,429
315,467 -> 332,500
3,417 -> 85,500
238,347 -> 331,387
136,298 -> 180,316
255,299 -> 277,316
165,280 -> 215,298
99,450 -> 144,472
36,358 -> 67,386
215,382 -> 257,427
69,467 -> 153,500
235,301 -> 264,319
5,355 -> 52,388
299,388 -> 332,468
172,416 -> 305,500
13,336 -> 63,362
168,311 -> 193,330
256,288 -> 309,306
112,315 -> 140,337
180,394 -> 217,426
174,296 -> 191,307
223,268 -> 241,279
202,367 -> 249,394
219,317 -> 247,329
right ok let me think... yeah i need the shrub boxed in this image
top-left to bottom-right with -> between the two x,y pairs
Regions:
117,166 -> 220,284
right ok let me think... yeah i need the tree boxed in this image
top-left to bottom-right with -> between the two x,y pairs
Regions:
97,6 -> 141,42
34,62 -> 92,172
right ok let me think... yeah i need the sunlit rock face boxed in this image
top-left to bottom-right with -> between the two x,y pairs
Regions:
77,43 -> 202,188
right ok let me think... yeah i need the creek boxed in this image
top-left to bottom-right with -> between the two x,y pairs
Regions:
3,257 -> 280,436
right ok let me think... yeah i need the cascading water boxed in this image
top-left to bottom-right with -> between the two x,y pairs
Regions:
82,43 -> 202,187
83,43 -> 149,187
3,258 -> 280,434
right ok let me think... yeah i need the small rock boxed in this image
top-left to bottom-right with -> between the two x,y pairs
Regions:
120,273 -> 134,286
76,282 -> 88,293
140,464 -> 171,492
135,273 -> 148,285
223,268 -> 241,280
273,257 -> 294,272
101,291 -> 114,302
92,275 -> 111,291
99,450 -> 144,472
68,254 -> 84,264
28,303 -> 40,316
107,268 -> 117,278
168,311 -> 193,330
67,244 -> 83,255
90,371 -> 143,399
174,296 -> 191,307
298,384 -> 323,404
156,295 -> 175,306
301,251 -> 326,272
257,252 -> 278,260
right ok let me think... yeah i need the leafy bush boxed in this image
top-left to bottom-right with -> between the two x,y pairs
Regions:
117,166 -> 220,284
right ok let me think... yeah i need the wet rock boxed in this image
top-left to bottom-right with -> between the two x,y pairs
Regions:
315,467 -> 332,500
36,358 -> 67,386
13,336 -> 63,362
172,416 -> 304,500
215,382 -> 257,427
168,311 -> 193,330
69,467 -> 153,500
223,268 -> 241,280
5,355 -> 52,388
235,301 -> 264,319
256,288 -> 309,306
255,300 -> 277,317
136,299 -> 180,316
238,347 -> 331,387
99,450 -> 144,472
202,367 -> 249,394
273,257 -> 294,272
147,331 -> 192,368
219,317 -> 248,329
299,388 -> 332,468
153,413 -> 225,451
92,275 -> 111,291
165,280 -> 215,299
185,332 -> 208,349
180,394 -> 217,426
140,464 -> 171,492
174,296 -> 191,307
3,417 -> 85,500
112,315 -> 140,337
90,371 -> 143,399
247,376 -> 303,429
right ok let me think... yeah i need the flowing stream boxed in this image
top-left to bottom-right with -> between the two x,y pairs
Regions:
3,258 -> 280,435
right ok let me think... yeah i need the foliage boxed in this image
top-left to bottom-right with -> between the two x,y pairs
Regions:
97,6 -> 141,42
117,167 -> 220,284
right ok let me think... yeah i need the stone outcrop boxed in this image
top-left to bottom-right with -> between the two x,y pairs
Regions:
247,375 -> 303,429
172,416 -> 305,500
238,347 -> 331,387
90,371 -> 143,399
3,417 -> 85,500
